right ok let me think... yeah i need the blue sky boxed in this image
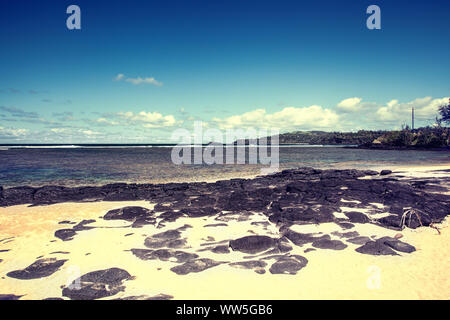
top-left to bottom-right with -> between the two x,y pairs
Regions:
0,0 -> 449,143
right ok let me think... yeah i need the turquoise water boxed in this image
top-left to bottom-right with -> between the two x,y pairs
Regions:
0,146 -> 448,187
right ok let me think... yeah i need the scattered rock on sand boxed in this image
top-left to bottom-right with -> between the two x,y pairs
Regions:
344,211 -> 370,224
229,236 -> 277,254
104,206 -> 152,220
131,248 -> 198,263
54,229 -> 77,241
211,245 -> 230,254
355,241 -> 399,256
62,268 -> 133,300
229,260 -> 267,269
7,258 -> 67,280
269,255 -> 308,275
346,236 -> 371,245
144,228 -> 188,249
312,239 -> 347,250
377,237 -> 416,253
170,258 -> 223,275
284,230 -> 331,247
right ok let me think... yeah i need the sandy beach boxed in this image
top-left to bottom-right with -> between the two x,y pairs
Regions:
0,165 -> 449,300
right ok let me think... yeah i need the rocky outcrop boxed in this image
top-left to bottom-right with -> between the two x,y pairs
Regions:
1,168 -> 448,233
62,268 -> 133,300
6,258 -> 67,279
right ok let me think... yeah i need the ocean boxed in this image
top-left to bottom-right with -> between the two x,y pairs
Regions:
0,145 -> 449,188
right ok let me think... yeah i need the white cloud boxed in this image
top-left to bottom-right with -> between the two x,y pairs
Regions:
376,96 -> 449,121
212,105 -> 340,131
97,118 -> 119,125
0,126 -> 28,137
50,128 -> 69,133
125,77 -> 163,86
114,73 -> 125,81
118,111 -> 178,128
337,97 -> 363,112
114,73 -> 163,86
80,129 -> 101,136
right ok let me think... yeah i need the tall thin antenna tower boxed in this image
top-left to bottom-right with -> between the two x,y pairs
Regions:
412,107 -> 414,130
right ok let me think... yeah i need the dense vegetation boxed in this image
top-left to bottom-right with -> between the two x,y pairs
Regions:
368,126 -> 450,148
275,130 -> 386,145
437,99 -> 450,125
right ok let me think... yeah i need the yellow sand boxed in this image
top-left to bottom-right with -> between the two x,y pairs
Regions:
0,198 -> 449,300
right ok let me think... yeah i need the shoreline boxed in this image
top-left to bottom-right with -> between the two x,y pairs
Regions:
1,162 -> 449,206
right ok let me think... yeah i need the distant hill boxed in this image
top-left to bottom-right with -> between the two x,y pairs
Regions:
234,127 -> 450,149
235,130 -> 386,145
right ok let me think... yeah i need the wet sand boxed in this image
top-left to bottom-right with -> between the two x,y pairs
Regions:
0,165 -> 449,300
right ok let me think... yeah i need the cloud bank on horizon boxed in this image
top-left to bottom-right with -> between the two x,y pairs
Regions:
0,96 -> 448,143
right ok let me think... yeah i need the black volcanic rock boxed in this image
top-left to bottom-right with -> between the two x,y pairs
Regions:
7,258 -> 67,279
312,239 -> 347,250
211,245 -> 230,254
2,186 -> 35,206
103,206 -> 152,221
170,258 -> 222,275
54,219 -> 96,241
376,215 -> 403,229
346,236 -> 371,245
54,229 -> 77,241
62,268 -> 133,300
73,219 -> 96,231
344,211 -> 370,224
380,170 -> 392,176
229,236 -> 277,254
131,248 -> 198,263
355,241 -> 399,256
229,260 -> 267,269
181,206 -> 219,217
377,237 -> 416,253
0,167 -> 448,234
269,255 -> 308,275
284,230 -> 331,247
144,228 -> 188,249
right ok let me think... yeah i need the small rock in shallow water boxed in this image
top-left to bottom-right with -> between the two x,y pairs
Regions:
7,258 -> 67,280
